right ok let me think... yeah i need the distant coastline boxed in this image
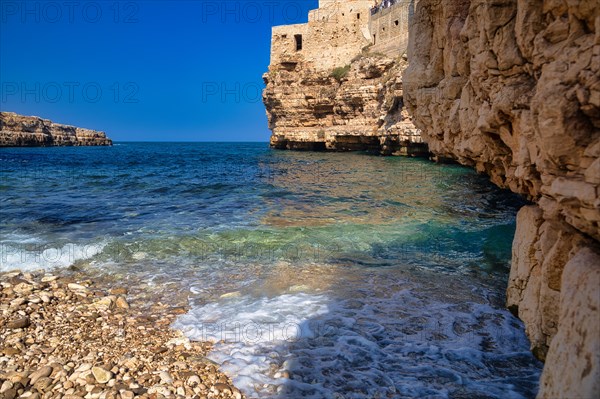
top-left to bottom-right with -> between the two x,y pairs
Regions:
0,112 -> 112,147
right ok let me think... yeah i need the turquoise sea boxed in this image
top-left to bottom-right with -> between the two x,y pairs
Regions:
0,143 -> 542,398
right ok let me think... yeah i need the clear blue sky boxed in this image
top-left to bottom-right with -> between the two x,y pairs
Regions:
0,0 -> 317,141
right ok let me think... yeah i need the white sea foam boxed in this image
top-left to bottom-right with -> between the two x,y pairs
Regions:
174,287 -> 541,399
0,241 -> 106,272
173,293 -> 330,397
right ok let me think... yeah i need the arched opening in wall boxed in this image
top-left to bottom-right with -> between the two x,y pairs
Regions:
294,34 -> 303,51
394,20 -> 399,26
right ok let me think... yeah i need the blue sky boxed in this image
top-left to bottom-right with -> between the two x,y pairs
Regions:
0,0 -> 317,141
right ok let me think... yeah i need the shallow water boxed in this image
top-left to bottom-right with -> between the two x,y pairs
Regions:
0,142 -> 541,398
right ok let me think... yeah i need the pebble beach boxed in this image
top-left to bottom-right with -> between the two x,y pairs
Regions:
0,270 -> 244,399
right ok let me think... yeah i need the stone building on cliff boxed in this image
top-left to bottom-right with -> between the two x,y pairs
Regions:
264,0 -> 424,154
269,0 -> 417,72
270,0 -> 374,72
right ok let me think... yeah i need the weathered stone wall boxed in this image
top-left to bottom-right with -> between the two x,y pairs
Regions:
317,0 -> 339,9
270,0 -> 373,72
270,1 -> 420,71
403,0 -> 599,396
0,112 -> 112,147
369,0 -> 416,57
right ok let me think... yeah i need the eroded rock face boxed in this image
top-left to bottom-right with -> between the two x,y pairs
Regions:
263,56 -> 427,156
404,0 -> 599,396
0,112 -> 112,147
507,205 -> 591,360
405,0 -> 599,240
539,247 -> 600,398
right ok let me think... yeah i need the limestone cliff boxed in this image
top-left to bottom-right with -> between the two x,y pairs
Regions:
403,0 -> 599,397
263,55 -> 427,156
0,112 -> 112,147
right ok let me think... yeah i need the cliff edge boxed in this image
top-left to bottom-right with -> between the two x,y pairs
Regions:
0,112 -> 112,147
403,1 -> 599,397
263,0 -> 426,155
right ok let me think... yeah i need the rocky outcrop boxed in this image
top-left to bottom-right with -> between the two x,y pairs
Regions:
403,0 -> 599,396
507,206 -> 593,359
0,112 -> 112,147
263,55 -> 427,156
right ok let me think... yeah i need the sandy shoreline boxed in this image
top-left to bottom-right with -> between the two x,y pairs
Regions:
0,270 -> 244,399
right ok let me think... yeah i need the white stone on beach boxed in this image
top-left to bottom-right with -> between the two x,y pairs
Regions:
91,367 -> 113,384
67,283 -> 88,292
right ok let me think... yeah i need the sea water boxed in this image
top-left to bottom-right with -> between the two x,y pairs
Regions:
0,143 -> 542,398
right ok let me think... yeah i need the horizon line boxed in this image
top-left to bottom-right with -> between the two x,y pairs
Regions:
112,140 -> 270,143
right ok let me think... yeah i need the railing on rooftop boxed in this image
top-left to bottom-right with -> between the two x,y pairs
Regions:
370,0 -> 399,16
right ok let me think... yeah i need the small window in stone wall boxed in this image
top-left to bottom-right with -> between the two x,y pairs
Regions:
357,13 -> 360,19
282,34 -> 287,39
295,34 -> 303,51
394,20 -> 399,26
